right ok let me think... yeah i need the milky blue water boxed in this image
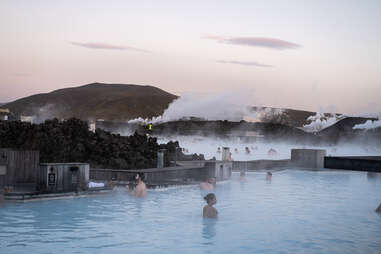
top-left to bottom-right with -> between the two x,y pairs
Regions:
1,170 -> 381,254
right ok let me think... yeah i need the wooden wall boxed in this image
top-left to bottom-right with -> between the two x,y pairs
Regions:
90,166 -> 214,184
40,163 -> 89,192
0,149 -> 40,190
232,160 -> 291,171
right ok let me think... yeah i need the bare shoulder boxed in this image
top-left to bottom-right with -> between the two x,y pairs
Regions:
203,205 -> 218,218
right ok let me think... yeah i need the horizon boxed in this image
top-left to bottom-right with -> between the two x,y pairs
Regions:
1,0 -> 380,115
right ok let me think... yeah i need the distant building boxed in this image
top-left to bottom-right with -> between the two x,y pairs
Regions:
0,108 -> 10,121
20,115 -> 34,123
88,120 -> 96,133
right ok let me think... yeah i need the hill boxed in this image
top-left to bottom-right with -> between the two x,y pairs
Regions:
250,106 -> 316,127
4,83 -> 178,121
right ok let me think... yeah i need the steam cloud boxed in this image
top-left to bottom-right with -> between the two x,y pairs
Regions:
353,119 -> 381,130
160,91 -> 250,122
302,112 -> 345,132
128,91 -> 284,124
25,104 -> 61,124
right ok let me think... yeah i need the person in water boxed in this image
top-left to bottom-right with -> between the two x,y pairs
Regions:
266,172 -> 272,181
239,170 -> 248,182
135,172 -> 147,198
200,177 -> 216,191
376,203 -> 381,213
268,148 -> 278,156
203,193 -> 218,218
127,181 -> 135,195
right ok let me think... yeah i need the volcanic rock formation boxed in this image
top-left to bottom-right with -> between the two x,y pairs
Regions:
0,118 -> 203,169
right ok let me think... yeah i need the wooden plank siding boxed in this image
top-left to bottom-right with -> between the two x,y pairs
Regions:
39,163 -> 90,192
0,149 -> 40,190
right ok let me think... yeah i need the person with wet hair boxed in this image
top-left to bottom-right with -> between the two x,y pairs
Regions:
135,172 -> 146,198
203,193 -> 218,218
266,172 -> 272,181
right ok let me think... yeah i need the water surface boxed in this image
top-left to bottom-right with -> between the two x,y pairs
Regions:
1,170 -> 381,254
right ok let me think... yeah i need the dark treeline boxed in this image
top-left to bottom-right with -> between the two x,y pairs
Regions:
0,118 -> 199,169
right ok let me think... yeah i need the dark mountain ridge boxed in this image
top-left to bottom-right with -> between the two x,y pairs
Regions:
4,83 -> 178,121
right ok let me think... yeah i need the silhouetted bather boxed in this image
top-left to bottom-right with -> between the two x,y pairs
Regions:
376,203 -> 381,213
135,172 -> 146,198
266,172 -> 272,181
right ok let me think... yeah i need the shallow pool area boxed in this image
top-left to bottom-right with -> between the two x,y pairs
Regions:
1,170 -> 381,254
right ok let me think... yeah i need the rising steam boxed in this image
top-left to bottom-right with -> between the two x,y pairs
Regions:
353,118 -> 381,130
128,91 -> 285,124
302,112 -> 346,132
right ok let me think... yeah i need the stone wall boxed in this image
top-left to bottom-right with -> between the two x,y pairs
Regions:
324,156 -> 381,172
291,149 -> 326,169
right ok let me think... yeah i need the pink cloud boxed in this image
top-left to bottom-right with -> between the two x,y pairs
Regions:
216,60 -> 273,67
69,42 -> 150,53
204,35 -> 301,50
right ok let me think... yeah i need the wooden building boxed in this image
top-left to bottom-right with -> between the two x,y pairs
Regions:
39,163 -> 89,192
0,149 -> 40,193
0,149 -> 90,198
0,108 -> 10,120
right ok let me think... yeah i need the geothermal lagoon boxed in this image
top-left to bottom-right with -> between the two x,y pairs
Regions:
1,170 -> 381,254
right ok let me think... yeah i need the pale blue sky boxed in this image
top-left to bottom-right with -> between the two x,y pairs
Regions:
1,0 -> 380,113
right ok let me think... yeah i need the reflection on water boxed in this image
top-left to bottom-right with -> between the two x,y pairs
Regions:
367,172 -> 381,182
202,218 -> 217,242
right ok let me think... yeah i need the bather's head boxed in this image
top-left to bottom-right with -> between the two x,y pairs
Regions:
135,172 -> 145,182
204,193 -> 216,205
208,177 -> 216,185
